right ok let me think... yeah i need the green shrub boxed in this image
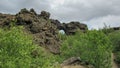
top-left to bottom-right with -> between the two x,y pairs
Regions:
0,22 -> 113,68
58,33 -> 67,41
114,52 -> 120,64
0,26 -> 35,68
0,26 -> 61,68
109,30 -> 120,52
109,30 -> 120,63
60,30 -> 112,68
101,23 -> 114,35
30,46 -> 61,68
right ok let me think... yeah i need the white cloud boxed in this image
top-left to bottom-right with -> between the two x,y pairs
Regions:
83,15 -> 120,29
0,0 -> 120,29
50,0 -> 65,9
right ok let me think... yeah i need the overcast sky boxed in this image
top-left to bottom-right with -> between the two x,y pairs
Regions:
0,0 -> 120,29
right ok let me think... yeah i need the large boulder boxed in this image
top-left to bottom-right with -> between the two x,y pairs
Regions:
50,20 -> 88,35
61,57 -> 81,66
61,57 -> 94,68
112,27 -> 120,30
39,11 -> 50,20
63,21 -> 88,35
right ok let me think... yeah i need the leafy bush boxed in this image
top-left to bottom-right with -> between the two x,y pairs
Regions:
0,21 -> 113,68
0,26 -> 36,68
109,30 -> 120,52
101,23 -> 114,35
109,30 -> 120,63
114,52 -> 120,64
30,46 -> 61,68
60,30 -> 112,68
0,26 -> 61,68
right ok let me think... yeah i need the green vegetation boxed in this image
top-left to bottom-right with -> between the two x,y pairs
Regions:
109,30 -> 120,52
0,26 -> 60,68
108,30 -> 120,63
59,30 -> 112,68
0,26 -> 35,68
0,24 -> 119,68
101,24 -> 120,64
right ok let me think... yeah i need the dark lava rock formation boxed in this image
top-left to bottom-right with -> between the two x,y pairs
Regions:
51,20 -> 88,35
0,8 -> 88,54
0,13 -> 15,27
112,27 -> 120,31
62,22 -> 88,35
61,57 -> 94,68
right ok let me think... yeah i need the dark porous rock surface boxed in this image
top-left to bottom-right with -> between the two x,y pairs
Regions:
50,19 -> 88,35
63,21 -> 88,35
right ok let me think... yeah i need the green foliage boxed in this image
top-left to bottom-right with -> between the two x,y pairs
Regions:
30,46 -> 61,68
109,30 -> 120,52
60,30 -> 112,68
58,32 -> 67,41
0,20 -> 114,68
114,52 -> 120,64
0,26 -> 35,68
0,26 -> 61,68
101,23 -> 114,35
108,30 -> 120,63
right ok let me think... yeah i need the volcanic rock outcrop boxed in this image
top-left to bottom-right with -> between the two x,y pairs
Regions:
51,20 -> 88,35
0,8 -> 60,54
0,13 -> 15,27
62,22 -> 88,35
17,8 -> 61,54
111,27 -> 120,31
0,8 -> 88,54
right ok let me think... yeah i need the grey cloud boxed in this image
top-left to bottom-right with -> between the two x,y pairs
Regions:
83,15 -> 120,29
0,0 -> 51,14
50,0 -> 120,22
0,0 -> 120,29
0,0 -> 120,21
